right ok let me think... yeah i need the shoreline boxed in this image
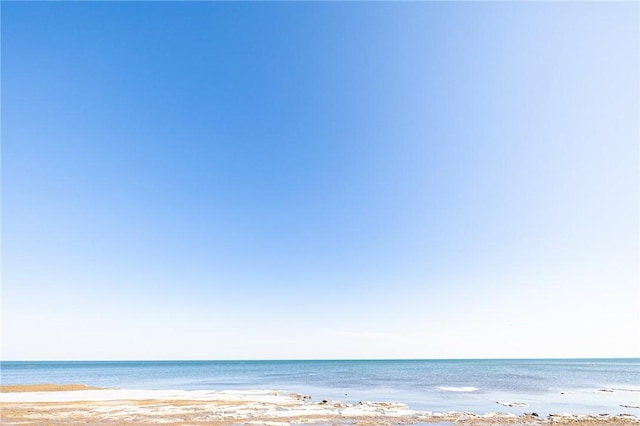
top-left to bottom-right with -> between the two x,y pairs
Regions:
1,385 -> 639,425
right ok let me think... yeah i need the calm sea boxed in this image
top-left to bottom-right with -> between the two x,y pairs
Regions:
1,359 -> 638,416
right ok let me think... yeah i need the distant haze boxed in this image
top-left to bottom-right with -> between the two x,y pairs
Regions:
2,2 -> 638,360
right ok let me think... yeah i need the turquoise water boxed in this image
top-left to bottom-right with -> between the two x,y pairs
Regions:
1,359 -> 638,416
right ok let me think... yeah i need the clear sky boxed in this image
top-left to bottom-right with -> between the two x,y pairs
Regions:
2,2 -> 638,360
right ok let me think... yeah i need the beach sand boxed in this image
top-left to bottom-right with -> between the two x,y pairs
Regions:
0,383 -> 103,392
1,385 -> 638,425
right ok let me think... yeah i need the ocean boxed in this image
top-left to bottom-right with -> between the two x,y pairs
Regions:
1,359 -> 638,416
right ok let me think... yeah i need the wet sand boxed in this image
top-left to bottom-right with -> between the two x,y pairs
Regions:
1,385 -> 638,425
0,383 -> 103,392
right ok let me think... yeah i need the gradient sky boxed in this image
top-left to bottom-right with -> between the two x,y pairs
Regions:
2,2 -> 638,360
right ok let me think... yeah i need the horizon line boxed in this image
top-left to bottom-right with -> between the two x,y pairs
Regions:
2,357 -> 639,363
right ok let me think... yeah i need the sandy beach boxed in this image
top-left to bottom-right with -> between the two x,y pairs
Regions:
1,384 -> 638,425
0,384 -> 103,392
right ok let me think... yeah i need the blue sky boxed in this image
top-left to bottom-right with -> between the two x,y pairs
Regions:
2,2 -> 638,360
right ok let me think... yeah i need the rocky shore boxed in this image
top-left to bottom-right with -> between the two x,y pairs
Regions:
1,385 -> 638,425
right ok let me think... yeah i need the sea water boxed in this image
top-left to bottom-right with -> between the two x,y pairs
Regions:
1,359 -> 638,416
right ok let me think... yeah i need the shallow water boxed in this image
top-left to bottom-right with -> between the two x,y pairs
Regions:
1,359 -> 638,416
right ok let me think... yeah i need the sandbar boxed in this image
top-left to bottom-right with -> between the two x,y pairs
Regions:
0,383 -> 103,392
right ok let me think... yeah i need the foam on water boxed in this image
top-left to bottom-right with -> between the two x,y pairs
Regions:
437,386 -> 478,392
